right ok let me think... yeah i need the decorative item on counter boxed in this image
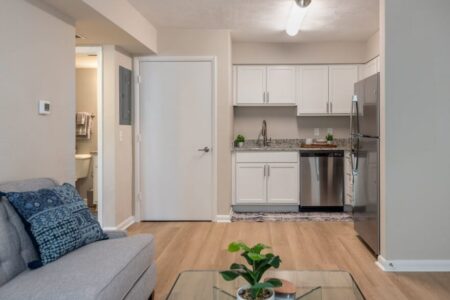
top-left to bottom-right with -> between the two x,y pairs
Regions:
235,134 -> 246,148
325,133 -> 334,144
220,242 -> 282,300
305,138 -> 313,145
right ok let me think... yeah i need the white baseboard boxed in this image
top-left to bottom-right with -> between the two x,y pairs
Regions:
103,216 -> 135,231
377,255 -> 450,272
216,215 -> 231,223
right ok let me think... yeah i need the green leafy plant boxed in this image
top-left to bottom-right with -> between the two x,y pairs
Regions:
220,242 -> 282,300
325,133 -> 334,142
235,134 -> 245,145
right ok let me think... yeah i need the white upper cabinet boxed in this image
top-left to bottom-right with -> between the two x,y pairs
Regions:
235,66 -> 266,105
359,56 -> 380,80
234,65 -> 296,106
329,65 -> 359,115
266,66 -> 296,105
297,65 -> 329,115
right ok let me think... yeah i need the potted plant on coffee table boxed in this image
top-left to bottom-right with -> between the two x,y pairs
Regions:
220,242 -> 282,300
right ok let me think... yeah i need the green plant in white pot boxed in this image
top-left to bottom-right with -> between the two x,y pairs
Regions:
235,134 -> 245,147
220,242 -> 282,300
325,133 -> 334,144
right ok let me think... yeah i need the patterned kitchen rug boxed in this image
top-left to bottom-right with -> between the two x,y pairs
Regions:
231,211 -> 353,222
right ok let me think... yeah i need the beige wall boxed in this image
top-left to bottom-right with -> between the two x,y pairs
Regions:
234,107 -> 349,140
82,0 -> 157,54
157,29 -> 233,215
232,42 -> 367,65
75,68 -> 98,199
102,46 -> 134,227
382,0 -> 450,260
0,0 -> 75,184
365,31 -> 380,62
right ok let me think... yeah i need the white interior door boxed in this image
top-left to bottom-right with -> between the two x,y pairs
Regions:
139,59 -> 214,220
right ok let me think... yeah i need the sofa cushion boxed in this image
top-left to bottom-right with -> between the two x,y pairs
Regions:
0,178 -> 57,287
0,234 -> 155,300
3,183 -> 107,267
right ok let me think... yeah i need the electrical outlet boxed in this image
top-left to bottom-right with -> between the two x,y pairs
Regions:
314,128 -> 320,137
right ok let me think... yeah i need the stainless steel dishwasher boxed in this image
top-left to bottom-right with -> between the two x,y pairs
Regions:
300,151 -> 344,210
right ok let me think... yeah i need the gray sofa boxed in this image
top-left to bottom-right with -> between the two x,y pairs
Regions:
0,178 -> 156,300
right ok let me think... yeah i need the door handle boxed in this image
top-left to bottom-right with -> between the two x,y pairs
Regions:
198,147 -> 210,153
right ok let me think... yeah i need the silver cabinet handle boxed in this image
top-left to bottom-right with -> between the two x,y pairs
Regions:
267,92 -> 269,103
267,165 -> 270,176
198,147 -> 210,153
263,92 -> 266,103
327,102 -> 329,113
330,102 -> 333,113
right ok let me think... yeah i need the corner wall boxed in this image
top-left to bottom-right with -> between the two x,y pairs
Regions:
382,0 -> 450,262
0,0 -> 75,184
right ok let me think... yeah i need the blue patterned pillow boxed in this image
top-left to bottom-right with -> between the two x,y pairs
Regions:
3,183 -> 107,267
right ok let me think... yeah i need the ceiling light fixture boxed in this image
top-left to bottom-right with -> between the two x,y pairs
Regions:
285,0 -> 312,37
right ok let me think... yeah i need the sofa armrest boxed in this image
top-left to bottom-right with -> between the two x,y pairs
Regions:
104,229 -> 128,239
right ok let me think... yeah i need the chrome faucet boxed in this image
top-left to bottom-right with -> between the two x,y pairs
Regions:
257,120 -> 270,147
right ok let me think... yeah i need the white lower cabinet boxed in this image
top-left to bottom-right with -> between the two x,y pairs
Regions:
235,163 -> 266,204
234,152 -> 299,205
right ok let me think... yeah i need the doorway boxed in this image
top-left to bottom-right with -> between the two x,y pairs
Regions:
135,57 -> 217,221
75,47 -> 103,224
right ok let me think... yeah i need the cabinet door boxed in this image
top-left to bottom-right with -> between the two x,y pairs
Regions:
266,66 -> 296,105
329,65 -> 359,114
297,66 -> 329,115
266,163 -> 299,204
235,66 -> 266,105
235,163 -> 267,204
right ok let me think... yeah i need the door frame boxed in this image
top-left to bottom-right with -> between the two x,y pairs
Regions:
133,56 -> 218,221
75,46 -> 104,226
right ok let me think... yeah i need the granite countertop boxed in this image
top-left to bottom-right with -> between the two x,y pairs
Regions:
232,139 -> 351,152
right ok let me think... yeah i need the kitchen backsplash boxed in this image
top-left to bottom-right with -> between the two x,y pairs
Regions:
233,107 -> 350,140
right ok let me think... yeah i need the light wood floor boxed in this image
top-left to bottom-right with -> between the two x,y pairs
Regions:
128,221 -> 450,300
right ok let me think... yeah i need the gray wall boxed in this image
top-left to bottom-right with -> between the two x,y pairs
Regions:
0,0 -> 75,184
382,0 -> 450,260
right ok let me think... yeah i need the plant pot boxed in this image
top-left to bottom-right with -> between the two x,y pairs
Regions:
236,286 -> 275,300
237,142 -> 244,148
327,140 -> 333,144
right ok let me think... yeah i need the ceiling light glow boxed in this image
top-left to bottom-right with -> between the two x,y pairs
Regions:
285,0 -> 311,37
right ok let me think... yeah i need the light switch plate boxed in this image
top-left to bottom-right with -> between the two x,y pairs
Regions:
38,100 -> 51,115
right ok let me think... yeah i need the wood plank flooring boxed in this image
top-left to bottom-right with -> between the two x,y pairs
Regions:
128,222 -> 450,300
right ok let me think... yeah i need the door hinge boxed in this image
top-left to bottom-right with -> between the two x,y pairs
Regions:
136,75 -> 142,84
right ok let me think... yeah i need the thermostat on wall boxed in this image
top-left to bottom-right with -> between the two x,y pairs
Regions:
38,100 -> 51,115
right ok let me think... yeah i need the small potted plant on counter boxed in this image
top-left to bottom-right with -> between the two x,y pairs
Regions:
220,242 -> 282,300
326,133 -> 334,144
235,134 -> 245,148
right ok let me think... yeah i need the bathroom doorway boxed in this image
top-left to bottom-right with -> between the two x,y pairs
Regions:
75,47 -> 103,224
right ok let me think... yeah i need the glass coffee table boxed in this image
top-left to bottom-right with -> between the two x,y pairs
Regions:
167,270 -> 365,300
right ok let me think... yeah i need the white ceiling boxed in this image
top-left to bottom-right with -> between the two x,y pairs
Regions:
129,0 -> 379,43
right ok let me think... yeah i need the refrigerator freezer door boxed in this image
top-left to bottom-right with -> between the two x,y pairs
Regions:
353,137 -> 380,254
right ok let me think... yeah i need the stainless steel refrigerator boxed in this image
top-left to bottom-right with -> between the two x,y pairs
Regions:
350,73 -> 380,255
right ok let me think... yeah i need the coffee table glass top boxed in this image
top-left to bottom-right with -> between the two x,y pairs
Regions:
167,270 -> 365,300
